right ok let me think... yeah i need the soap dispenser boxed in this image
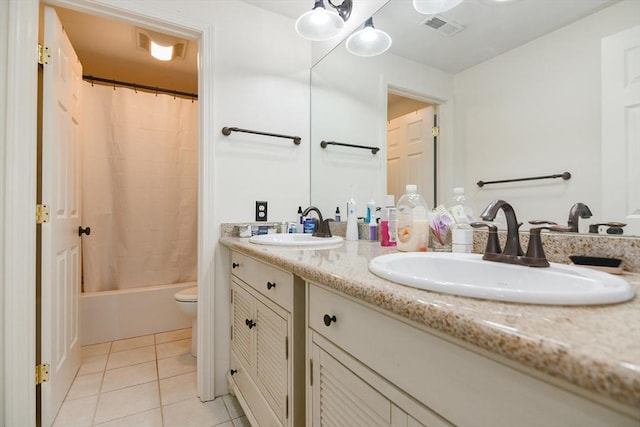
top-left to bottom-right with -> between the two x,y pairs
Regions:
346,197 -> 358,241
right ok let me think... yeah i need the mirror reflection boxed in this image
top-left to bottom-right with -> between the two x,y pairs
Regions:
310,0 -> 640,236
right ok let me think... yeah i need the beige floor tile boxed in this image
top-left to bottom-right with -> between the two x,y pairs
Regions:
94,408 -> 163,427
155,328 -> 191,344
232,416 -> 251,427
111,334 -> 155,353
106,345 -> 156,370
78,353 -> 108,376
81,342 -> 111,358
157,353 -> 196,379
65,372 -> 103,401
156,338 -> 191,360
222,395 -> 244,419
159,371 -> 197,405
52,394 -> 97,427
101,360 -> 158,393
162,396 -> 230,427
94,382 -> 160,424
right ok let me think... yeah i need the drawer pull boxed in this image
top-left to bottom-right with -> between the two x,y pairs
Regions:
323,314 -> 337,326
245,319 -> 256,329
232,262 -> 240,269
267,281 -> 276,290
230,369 -> 237,376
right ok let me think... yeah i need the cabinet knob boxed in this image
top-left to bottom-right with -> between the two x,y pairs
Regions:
267,281 -> 276,290
245,319 -> 256,329
323,314 -> 337,327
230,369 -> 237,376
232,262 -> 240,269
78,226 -> 91,236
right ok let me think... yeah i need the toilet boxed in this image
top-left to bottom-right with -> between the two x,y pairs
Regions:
174,286 -> 198,356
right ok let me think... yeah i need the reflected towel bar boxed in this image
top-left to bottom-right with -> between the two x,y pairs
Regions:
477,171 -> 571,188
320,140 -> 380,154
222,127 -> 301,145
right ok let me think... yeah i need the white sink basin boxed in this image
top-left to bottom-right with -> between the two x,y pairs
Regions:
249,233 -> 343,247
368,252 -> 635,305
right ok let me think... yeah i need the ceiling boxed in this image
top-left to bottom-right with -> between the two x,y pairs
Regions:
50,0 -> 618,96
51,6 -> 199,95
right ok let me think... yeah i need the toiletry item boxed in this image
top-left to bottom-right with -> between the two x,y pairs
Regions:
397,184 -> 429,252
366,198 -> 376,224
297,206 -> 303,233
369,215 -> 378,241
281,220 -> 287,234
447,187 -> 474,253
288,222 -> 297,234
335,207 -> 341,222
346,197 -> 358,241
303,218 -> 315,234
380,195 -> 397,247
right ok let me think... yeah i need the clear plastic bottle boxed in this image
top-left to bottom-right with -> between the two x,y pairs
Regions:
380,195 -> 397,247
447,187 -> 474,253
397,185 -> 430,252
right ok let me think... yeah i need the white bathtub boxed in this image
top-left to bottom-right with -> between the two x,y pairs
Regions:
80,282 -> 196,345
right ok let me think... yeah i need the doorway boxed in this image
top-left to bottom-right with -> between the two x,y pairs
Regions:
386,90 -> 437,208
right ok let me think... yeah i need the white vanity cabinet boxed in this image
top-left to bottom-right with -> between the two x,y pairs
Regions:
307,282 -> 638,427
229,251 -> 304,427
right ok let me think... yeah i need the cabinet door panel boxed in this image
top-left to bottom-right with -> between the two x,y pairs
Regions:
231,280 -> 254,372
255,299 -> 288,423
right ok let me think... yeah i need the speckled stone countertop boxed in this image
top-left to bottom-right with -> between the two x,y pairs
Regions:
219,236 -> 640,411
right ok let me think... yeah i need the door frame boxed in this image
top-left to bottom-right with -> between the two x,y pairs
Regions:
3,1 -> 217,425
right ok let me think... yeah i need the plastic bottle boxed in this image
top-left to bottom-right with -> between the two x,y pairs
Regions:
335,207 -> 341,222
346,197 -> 358,241
380,195 -> 397,247
366,198 -> 376,224
447,187 -> 474,253
369,209 -> 378,241
397,185 -> 430,252
297,206 -> 304,233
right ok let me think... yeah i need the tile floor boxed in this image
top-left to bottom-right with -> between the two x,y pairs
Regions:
53,328 -> 249,427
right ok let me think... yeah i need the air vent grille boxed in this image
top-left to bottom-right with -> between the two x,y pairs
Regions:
422,15 -> 464,37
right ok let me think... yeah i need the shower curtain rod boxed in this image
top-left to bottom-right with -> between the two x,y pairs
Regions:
82,75 -> 198,100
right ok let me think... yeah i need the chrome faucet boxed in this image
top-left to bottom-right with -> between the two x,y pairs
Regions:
302,206 -> 333,238
480,199 -> 523,257
567,202 -> 592,232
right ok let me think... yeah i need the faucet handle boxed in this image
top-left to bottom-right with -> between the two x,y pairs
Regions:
471,222 -> 501,255
523,221 -> 573,267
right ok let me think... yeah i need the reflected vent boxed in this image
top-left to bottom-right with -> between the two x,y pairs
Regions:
422,15 -> 464,37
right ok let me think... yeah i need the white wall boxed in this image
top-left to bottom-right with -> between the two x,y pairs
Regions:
311,46 -> 453,218
0,0 -> 7,420
453,0 -> 640,230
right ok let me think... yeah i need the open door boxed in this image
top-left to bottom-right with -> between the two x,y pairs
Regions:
40,6 -> 83,426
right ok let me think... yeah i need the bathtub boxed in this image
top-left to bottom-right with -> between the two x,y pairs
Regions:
80,282 -> 196,346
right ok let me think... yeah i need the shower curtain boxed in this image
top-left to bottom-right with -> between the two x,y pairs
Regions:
82,81 -> 198,292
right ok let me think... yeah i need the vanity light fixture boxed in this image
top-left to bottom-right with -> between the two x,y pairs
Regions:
295,0 -> 353,42
346,17 -> 392,57
136,28 -> 188,61
413,0 -> 463,15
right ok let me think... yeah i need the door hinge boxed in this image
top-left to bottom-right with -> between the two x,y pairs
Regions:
286,395 -> 289,419
432,126 -> 440,137
38,44 -> 50,65
36,363 -> 50,385
36,204 -> 50,224
309,359 -> 313,387
285,336 -> 289,360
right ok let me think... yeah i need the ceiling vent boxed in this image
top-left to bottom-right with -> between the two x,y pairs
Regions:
422,15 -> 464,37
136,28 -> 188,61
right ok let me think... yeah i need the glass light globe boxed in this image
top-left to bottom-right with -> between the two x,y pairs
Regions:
413,0 -> 463,15
295,5 -> 344,41
346,18 -> 392,57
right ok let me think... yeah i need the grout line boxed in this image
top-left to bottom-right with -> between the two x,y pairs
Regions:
154,333 -> 166,427
90,341 -> 111,426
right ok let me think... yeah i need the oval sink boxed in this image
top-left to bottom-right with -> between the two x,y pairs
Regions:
368,252 -> 635,305
249,233 -> 343,247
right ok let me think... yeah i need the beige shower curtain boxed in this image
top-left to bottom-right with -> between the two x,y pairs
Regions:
82,82 -> 198,292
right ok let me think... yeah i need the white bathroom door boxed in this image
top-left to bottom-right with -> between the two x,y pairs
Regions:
41,6 -> 83,426
387,106 -> 435,206
602,25 -> 640,236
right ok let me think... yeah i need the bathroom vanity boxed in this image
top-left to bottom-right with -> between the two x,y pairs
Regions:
221,237 -> 640,426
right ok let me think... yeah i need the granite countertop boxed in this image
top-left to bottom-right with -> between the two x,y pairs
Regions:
219,236 -> 640,410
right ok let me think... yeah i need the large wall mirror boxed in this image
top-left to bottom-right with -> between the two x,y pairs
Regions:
310,0 -> 640,236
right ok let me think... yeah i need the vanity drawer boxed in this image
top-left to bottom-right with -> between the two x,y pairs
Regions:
231,251 -> 293,311
308,283 -> 638,427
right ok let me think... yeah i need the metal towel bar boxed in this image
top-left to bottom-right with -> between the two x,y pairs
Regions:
477,172 -> 571,188
221,127 -> 301,145
320,140 -> 379,154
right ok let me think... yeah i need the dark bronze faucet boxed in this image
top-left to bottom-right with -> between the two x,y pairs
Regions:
479,200 -> 524,257
302,206 -> 333,238
567,202 -> 592,232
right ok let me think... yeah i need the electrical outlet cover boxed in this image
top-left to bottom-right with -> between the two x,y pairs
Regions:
255,201 -> 268,222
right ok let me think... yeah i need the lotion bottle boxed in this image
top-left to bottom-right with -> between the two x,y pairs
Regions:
397,185 -> 429,252
346,197 -> 358,241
